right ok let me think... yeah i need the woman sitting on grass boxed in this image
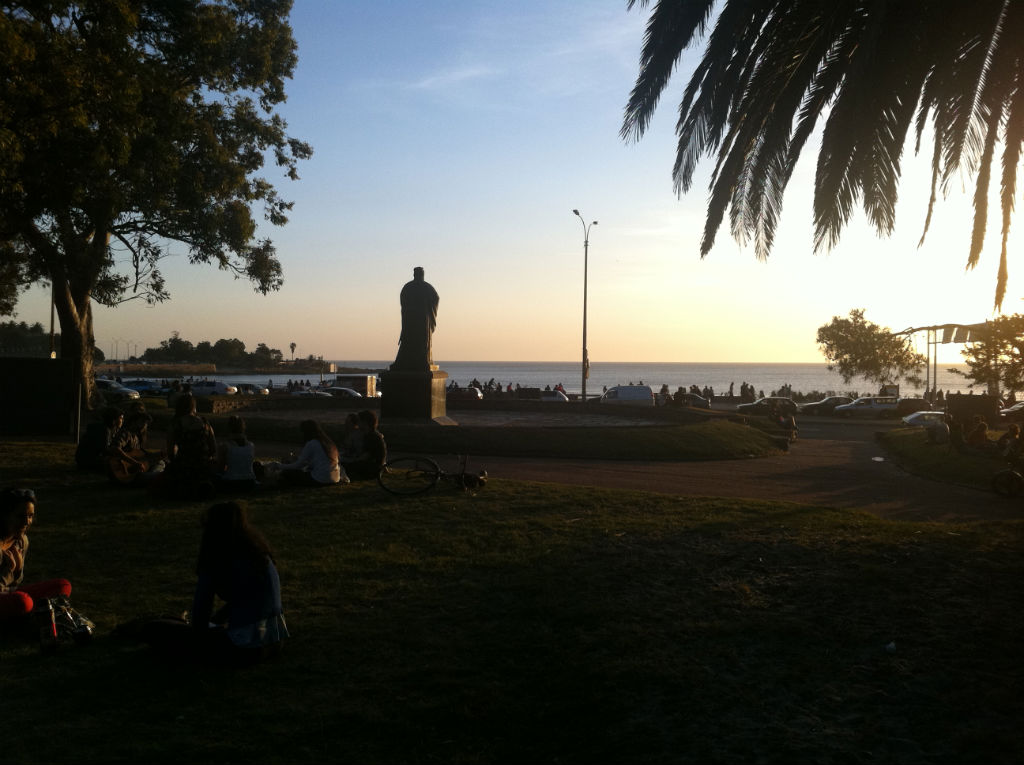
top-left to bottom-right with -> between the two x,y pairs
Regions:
275,419 -> 346,486
216,416 -> 259,491
143,500 -> 289,665
0,488 -> 72,622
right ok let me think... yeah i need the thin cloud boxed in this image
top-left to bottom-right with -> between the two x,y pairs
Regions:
407,65 -> 500,91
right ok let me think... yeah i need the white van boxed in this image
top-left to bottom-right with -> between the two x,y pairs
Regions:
598,384 -> 655,407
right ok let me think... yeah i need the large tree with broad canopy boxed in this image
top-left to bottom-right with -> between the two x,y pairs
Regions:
0,0 -> 311,403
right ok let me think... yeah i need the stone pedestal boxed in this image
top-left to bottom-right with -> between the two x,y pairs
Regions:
380,367 -> 454,423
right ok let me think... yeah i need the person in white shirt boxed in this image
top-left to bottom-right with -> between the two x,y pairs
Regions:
275,420 -> 346,486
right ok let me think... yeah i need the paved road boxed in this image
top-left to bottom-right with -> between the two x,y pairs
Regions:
445,417 -> 1018,524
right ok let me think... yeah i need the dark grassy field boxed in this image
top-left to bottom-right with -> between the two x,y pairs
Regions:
878,426 -> 1015,491
1,438 -> 1022,764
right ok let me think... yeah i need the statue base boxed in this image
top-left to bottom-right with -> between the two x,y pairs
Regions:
380,368 -> 455,424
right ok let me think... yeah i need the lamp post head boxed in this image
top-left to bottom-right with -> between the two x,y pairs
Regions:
572,209 -> 580,217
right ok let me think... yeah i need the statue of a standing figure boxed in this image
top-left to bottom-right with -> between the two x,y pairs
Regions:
392,266 -> 439,371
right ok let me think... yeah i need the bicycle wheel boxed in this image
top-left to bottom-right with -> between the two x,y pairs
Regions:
992,470 -> 1024,498
378,456 -> 441,496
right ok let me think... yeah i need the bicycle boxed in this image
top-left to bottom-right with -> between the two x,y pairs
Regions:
378,454 -> 488,496
992,449 -> 1024,498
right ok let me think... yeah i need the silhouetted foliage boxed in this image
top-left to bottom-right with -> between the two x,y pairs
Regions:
954,314 -> 1024,394
0,1 -> 311,403
817,309 -> 926,386
623,0 -> 1024,308
141,332 -> 283,368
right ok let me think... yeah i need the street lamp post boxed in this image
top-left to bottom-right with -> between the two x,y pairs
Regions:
573,210 -> 597,405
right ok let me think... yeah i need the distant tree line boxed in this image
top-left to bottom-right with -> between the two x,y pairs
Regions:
141,332 -> 284,369
0,320 -> 56,357
0,320 -> 107,361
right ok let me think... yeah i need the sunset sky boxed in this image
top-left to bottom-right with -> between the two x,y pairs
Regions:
14,0 -> 1019,365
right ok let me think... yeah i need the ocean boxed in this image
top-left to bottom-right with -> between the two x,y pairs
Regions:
218,360 -> 974,398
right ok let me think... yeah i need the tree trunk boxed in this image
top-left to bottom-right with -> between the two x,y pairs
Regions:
53,282 -> 98,409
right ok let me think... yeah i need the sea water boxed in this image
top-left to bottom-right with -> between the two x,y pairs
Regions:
218,360 -> 972,398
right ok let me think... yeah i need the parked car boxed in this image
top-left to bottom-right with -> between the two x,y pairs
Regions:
797,396 -> 853,415
235,383 -> 270,396
539,390 -> 570,402
833,396 -> 899,418
902,411 -> 947,427
95,378 -> 141,402
675,392 -> 711,409
895,397 -> 933,416
736,396 -> 797,416
323,386 -> 363,398
447,387 -> 484,401
190,380 -> 238,395
599,384 -> 655,407
120,379 -> 166,395
1000,401 -> 1024,422
291,389 -> 331,398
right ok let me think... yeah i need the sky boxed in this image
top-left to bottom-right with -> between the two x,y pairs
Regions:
13,0 -> 1021,364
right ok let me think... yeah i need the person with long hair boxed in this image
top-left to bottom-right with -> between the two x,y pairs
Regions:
0,488 -> 72,621
143,500 -> 289,664
275,419 -> 346,486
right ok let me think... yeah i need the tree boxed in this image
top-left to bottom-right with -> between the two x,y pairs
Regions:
252,342 -> 284,366
622,0 -> 1024,309
290,342 -> 297,361
955,314 -> 1024,394
0,320 -> 53,356
0,2 -> 311,404
816,309 -> 926,387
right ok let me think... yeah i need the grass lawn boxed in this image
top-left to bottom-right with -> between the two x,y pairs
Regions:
877,427 -> 1013,491
187,410 -> 789,462
1,439 -> 1022,764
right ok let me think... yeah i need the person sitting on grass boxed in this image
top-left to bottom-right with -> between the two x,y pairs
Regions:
997,423 -> 1022,461
216,416 -> 259,491
107,411 -> 167,486
966,416 -> 997,452
339,413 -> 362,462
142,500 -> 289,665
164,393 -> 218,497
75,406 -> 123,473
341,410 -> 387,481
0,488 -> 72,624
275,419 -> 346,487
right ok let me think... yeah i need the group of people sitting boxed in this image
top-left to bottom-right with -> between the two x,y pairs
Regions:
1,485 -> 289,665
5,403 -> 389,664
75,395 -> 388,495
929,413 -> 1022,460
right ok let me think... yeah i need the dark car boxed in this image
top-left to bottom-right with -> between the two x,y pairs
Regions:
447,386 -> 483,401
895,397 -> 934,417
797,396 -> 853,415
675,392 -> 711,409
120,379 -> 166,396
736,396 -> 797,416
1001,401 -> 1024,421
95,378 -> 141,403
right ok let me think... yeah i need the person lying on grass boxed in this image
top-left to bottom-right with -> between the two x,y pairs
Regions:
143,500 -> 289,665
0,487 -> 72,622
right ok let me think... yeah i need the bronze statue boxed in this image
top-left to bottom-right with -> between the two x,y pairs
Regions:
392,266 -> 439,371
